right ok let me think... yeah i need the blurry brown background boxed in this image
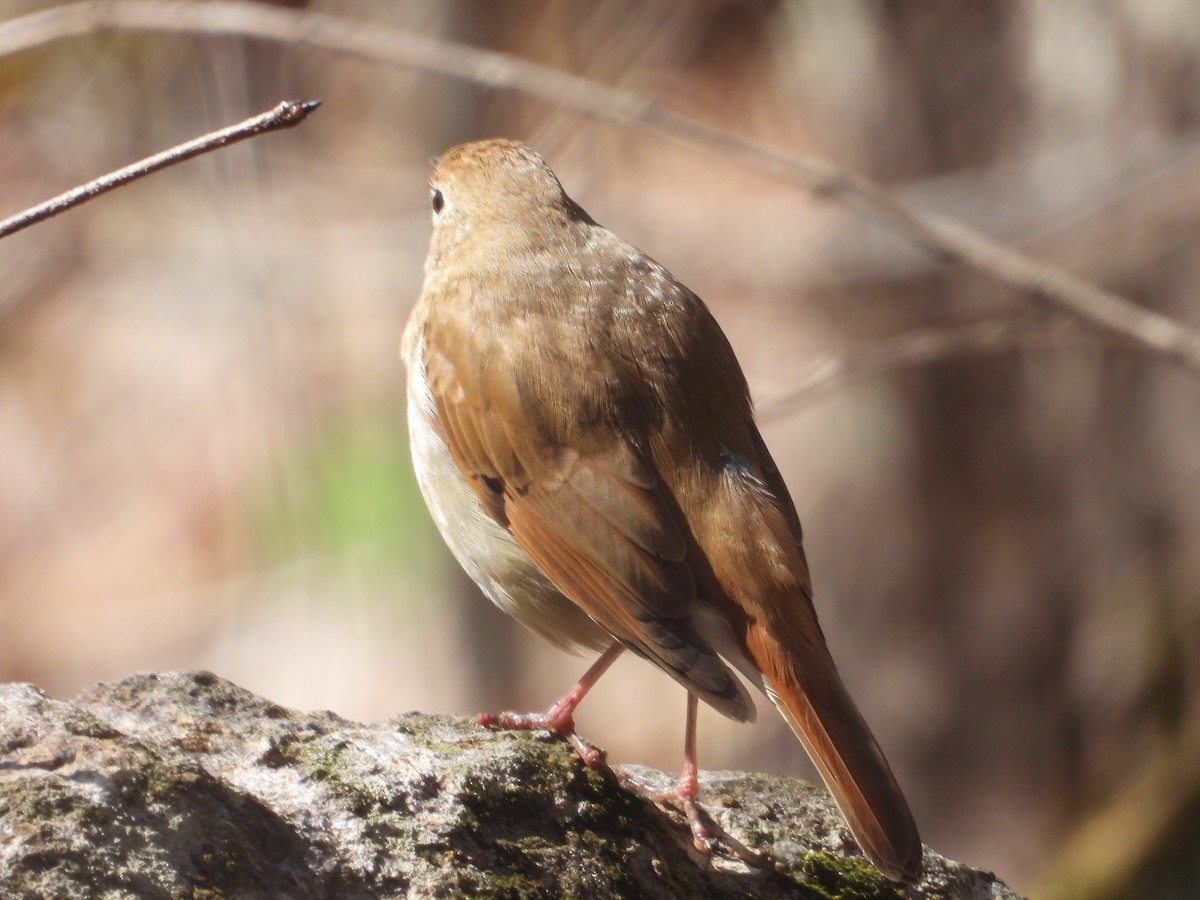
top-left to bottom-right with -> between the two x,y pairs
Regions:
2,2 -> 1199,896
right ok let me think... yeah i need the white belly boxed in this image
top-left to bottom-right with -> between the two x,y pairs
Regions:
405,335 -> 608,652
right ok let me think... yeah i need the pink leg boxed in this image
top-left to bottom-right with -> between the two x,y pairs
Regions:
676,691 -> 711,851
617,692 -> 713,853
478,642 -> 624,767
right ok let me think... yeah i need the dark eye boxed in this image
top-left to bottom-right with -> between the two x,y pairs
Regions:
431,189 -> 445,215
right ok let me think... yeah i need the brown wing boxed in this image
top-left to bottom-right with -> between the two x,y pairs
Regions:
420,308 -> 753,722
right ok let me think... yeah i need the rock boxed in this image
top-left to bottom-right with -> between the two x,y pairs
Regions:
0,672 -> 1019,899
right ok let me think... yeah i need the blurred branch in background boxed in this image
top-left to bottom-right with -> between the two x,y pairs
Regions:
2,0 -> 1200,374
757,316 -> 1128,420
1037,723 -> 1200,900
0,98 -> 319,239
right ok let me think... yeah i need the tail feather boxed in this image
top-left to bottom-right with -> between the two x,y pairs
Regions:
752,627 -> 923,883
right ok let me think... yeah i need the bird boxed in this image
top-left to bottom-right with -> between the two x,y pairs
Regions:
401,138 -> 922,883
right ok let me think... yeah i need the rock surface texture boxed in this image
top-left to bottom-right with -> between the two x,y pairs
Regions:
0,672 -> 1020,899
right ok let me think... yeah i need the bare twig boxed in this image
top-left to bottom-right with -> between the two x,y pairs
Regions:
2,2 -> 1199,374
756,318 -> 1116,420
0,99 -> 319,240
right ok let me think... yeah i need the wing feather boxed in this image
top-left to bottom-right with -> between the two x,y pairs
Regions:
417,308 -> 752,720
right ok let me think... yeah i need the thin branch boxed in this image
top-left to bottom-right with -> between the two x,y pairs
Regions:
756,318 -> 1119,421
0,99 -> 319,240
2,2 -> 1200,374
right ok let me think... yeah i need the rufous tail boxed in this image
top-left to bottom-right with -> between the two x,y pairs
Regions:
749,625 -> 923,883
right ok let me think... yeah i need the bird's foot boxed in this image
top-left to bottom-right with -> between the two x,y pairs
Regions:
476,645 -> 622,768
477,696 -> 604,767
617,761 -> 713,853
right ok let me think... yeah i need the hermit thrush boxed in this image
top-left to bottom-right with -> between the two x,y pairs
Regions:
402,139 -> 922,882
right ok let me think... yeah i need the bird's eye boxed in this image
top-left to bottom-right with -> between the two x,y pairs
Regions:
431,189 -> 445,215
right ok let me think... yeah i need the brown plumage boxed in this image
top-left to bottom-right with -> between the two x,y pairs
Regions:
402,138 -> 922,883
